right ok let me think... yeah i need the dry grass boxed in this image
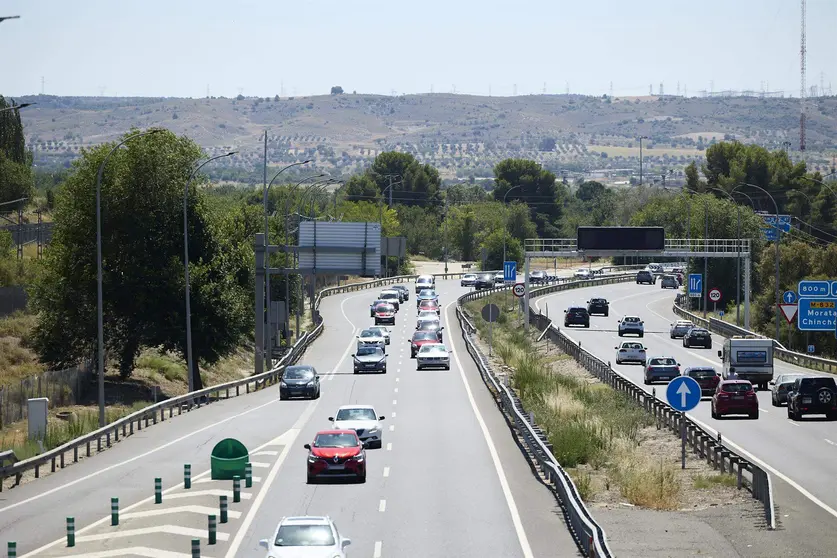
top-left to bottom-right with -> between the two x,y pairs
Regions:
592,145 -> 704,158
0,312 -> 46,386
465,293 -> 749,512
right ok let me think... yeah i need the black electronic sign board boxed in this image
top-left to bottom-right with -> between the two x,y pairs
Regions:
577,227 -> 665,251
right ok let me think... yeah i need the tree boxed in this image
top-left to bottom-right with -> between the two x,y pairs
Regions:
538,137 -> 557,152
480,228 -> 522,270
368,151 -> 442,207
330,86 -> 344,95
493,158 -> 564,237
575,181 -> 606,202
30,130 -> 252,390
0,96 -> 34,204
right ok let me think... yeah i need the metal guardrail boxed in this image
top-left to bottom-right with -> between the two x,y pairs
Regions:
0,270 -> 471,491
456,280 -> 617,558
672,295 -> 837,375
519,283 -> 776,531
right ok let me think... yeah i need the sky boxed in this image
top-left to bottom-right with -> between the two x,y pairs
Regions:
1,0 -> 835,99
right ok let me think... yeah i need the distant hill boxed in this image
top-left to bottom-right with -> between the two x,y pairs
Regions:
14,93 -> 837,181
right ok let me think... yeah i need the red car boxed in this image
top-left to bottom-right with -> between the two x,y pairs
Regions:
305,430 -> 366,483
711,380 -> 759,419
418,299 -> 441,314
410,331 -> 441,358
373,303 -> 396,325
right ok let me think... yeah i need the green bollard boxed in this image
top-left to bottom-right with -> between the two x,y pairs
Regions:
154,478 -> 162,504
245,462 -> 252,488
66,517 -> 75,547
232,475 -> 241,503
8,542 -> 17,558
219,495 -> 228,524
184,464 -> 192,489
208,515 -> 217,545
191,538 -> 200,558
111,497 -> 119,526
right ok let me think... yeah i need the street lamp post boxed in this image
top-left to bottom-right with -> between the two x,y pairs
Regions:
95,128 -> 163,427
736,183 -> 781,341
0,16 -> 21,24
0,102 -> 34,113
183,152 -> 236,393
263,160 -> 311,369
710,188 -> 742,326
502,185 -> 522,264
638,136 -> 648,185
379,178 -> 402,278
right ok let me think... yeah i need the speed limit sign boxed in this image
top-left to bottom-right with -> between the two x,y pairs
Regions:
708,288 -> 722,302
512,283 -> 526,298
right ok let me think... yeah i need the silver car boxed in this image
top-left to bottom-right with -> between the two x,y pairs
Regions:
416,343 -> 451,370
367,325 -> 390,345
669,320 -> 694,339
618,316 -> 644,337
769,373 -> 805,406
461,273 -> 477,286
357,328 -> 386,350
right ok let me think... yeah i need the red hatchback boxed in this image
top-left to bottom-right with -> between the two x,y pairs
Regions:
305,430 -> 366,483
410,331 -> 440,358
711,380 -> 759,420
418,299 -> 441,315
373,303 -> 395,325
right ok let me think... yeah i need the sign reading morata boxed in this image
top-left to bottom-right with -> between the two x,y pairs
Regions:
576,226 -> 665,252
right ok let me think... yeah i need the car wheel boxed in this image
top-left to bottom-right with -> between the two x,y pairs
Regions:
353,369 -> 359,374
787,405 -> 795,420
615,358 -> 621,365
682,339 -> 687,347
750,411 -> 759,420
604,311 -> 609,317
279,392 -> 286,400
711,406 -> 718,419
771,394 -> 779,407
307,474 -> 316,484
445,365 -> 450,370
827,412 -> 837,421
639,333 -> 644,338
643,376 -> 650,385
618,332 -> 623,337
707,342 -> 712,349
584,322 -> 590,328
417,364 -> 422,370
382,367 -> 387,374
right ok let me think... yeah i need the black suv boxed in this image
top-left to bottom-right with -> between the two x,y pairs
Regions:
682,327 -> 712,348
636,270 -> 656,284
586,298 -> 609,316
564,306 -> 590,328
787,376 -> 837,420
475,273 -> 495,290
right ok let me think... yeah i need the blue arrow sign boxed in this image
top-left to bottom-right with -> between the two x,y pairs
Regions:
782,290 -> 798,304
503,261 -> 517,282
688,274 -> 702,298
666,376 -> 702,412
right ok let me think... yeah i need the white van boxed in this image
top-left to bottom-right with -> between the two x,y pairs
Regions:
415,274 -> 435,294
718,337 -> 774,390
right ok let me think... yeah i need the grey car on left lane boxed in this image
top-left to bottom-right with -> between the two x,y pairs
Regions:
279,365 -> 321,400
352,346 -> 387,374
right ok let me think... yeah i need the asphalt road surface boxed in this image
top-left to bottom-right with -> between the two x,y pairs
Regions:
534,281 -> 837,529
1,278 -> 581,558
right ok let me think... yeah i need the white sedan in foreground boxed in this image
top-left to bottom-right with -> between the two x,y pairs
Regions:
260,516 -> 351,557
330,405 -> 385,448
417,343 -> 451,370
615,341 -> 647,365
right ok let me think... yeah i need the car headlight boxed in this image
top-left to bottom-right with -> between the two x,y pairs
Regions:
307,380 -> 315,387
279,381 -> 287,387
308,454 -> 319,463
367,427 -> 379,433
353,453 -> 364,462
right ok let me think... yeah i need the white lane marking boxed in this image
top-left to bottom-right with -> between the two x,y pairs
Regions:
396,377 -> 400,382
389,425 -> 395,432
391,412 -> 396,418
167,490 -> 252,501
76,525 -> 229,543
252,450 -> 279,456
825,439 -> 837,447
443,301 -> 535,558
55,548 -> 191,558
789,422 -> 801,427
394,388 -> 399,393
122,505 -> 242,520
383,467 -> 390,477
379,499 -> 387,512
759,407 -> 769,413
373,541 -> 383,558
249,461 -> 270,468
393,399 -> 397,405
386,443 -> 392,451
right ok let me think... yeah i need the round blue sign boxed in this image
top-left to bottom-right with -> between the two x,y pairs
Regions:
782,290 -> 798,304
666,376 -> 702,412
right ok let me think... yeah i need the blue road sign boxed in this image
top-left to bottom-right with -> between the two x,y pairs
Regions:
762,227 -> 778,242
719,310 -> 725,317
797,297 -> 837,331
808,345 -> 816,354
688,274 -> 702,298
799,280 -> 830,298
782,290 -> 798,304
503,261 -> 517,282
761,214 -> 792,233
833,281 -> 837,298
666,376 -> 702,412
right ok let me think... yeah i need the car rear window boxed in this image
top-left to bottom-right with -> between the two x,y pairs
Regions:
722,383 -> 753,393
623,343 -> 643,349
801,378 -> 837,390
650,358 -> 677,365
688,369 -> 717,379
414,332 -> 438,341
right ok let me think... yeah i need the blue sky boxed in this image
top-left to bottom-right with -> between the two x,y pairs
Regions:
1,0 -> 834,98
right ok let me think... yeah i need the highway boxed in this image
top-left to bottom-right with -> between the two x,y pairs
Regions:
0,278 -> 580,558
534,281 -> 837,520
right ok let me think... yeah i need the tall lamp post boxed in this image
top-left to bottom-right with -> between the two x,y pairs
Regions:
183,152 -> 237,392
379,178 -> 402,278
736,183 -> 781,341
502,184 -> 522,263
262,160 -> 311,368
638,136 -> 648,185
95,128 -> 163,427
0,15 -> 20,24
709,188 -> 742,326
0,102 -> 34,113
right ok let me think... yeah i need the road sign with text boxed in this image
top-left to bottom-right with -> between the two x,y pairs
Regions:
708,288 -> 722,303
797,298 -> 837,331
688,274 -> 702,298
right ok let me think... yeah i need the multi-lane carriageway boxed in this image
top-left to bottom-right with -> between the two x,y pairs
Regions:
0,279 -> 582,558
534,281 -> 837,525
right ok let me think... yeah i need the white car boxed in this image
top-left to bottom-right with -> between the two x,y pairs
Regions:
357,328 -> 386,350
574,268 -> 593,279
379,290 -> 400,311
367,325 -> 390,345
417,343 -> 451,370
330,405 -> 385,448
415,274 -> 434,293
460,273 -> 477,286
493,271 -> 505,284
259,516 -> 351,558
416,311 -> 440,328
615,341 -> 647,365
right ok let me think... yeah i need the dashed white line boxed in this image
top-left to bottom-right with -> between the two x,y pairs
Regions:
789,421 -> 801,427
386,443 -> 392,451
394,387 -> 399,393
391,411 -> 396,418
383,467 -> 390,477
759,407 -> 769,413
378,499 -> 387,512
396,377 -> 400,382
392,399 -> 397,405
825,439 -> 837,446
373,541 -> 383,558
389,425 -> 395,432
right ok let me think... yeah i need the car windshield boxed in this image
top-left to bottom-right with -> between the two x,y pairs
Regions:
688,368 -> 717,379
722,383 -> 753,393
374,304 -> 392,312
419,290 -> 437,297
479,274 -> 493,280
314,433 -> 360,448
651,358 -> 677,366
414,332 -> 438,341
360,330 -> 379,338
274,524 -> 335,547
418,323 -> 439,330
369,327 -> 387,335
464,274 -> 476,279
419,344 -> 447,354
356,347 -> 383,357
381,292 -> 397,298
283,367 -> 314,380
336,408 -> 377,421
